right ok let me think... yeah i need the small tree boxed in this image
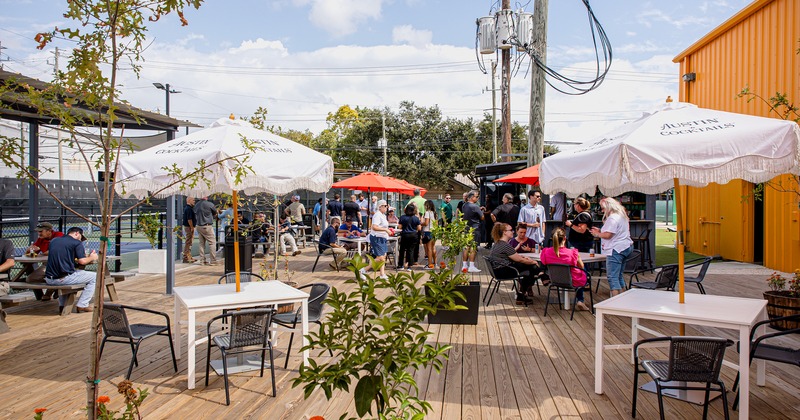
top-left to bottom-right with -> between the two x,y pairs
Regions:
135,212 -> 161,249
0,1 -> 257,417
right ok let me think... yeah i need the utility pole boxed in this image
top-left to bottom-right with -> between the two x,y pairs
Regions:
0,41 -> 8,70
153,82 -> 180,295
500,0 -> 512,162
491,61 -> 498,163
527,0 -> 548,168
381,114 -> 388,175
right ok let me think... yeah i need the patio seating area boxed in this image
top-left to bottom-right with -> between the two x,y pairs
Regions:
1,250 -> 799,419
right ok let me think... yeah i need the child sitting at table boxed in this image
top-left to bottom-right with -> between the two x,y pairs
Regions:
539,228 -> 589,311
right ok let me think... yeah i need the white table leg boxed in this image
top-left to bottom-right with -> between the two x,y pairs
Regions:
756,308 -> 767,386
563,290 -> 571,310
187,309 -> 196,390
631,316 -> 639,364
301,297 -> 309,365
738,325 -> 749,420
595,309 -> 604,394
174,297 -> 182,359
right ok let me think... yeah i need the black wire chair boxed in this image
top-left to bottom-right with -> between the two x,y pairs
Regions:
632,336 -> 733,420
217,272 -> 265,284
205,308 -> 277,406
481,256 -> 526,306
272,283 -> 332,368
99,304 -> 178,380
732,313 -> 800,410
629,263 -> 679,291
683,256 -> 716,294
543,263 -> 593,320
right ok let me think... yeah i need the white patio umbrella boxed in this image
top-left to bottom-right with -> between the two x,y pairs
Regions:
540,102 -> 800,306
115,117 -> 334,291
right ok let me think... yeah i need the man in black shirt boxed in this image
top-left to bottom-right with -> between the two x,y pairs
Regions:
326,193 -> 343,221
44,227 -> 98,313
491,193 -> 521,228
343,194 -> 361,224
182,197 -> 197,263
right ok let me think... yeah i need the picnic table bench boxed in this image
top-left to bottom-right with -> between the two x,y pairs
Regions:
5,278 -> 118,316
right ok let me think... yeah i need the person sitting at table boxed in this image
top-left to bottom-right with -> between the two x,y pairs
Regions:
44,227 -> 98,313
564,197 -> 594,252
252,212 -> 272,254
397,203 -> 421,271
338,219 -> 364,251
0,238 -> 14,333
508,223 -> 537,253
319,216 -> 348,270
386,208 -> 399,224
540,228 -> 590,311
26,222 -> 65,299
278,215 -> 301,256
489,222 -> 548,306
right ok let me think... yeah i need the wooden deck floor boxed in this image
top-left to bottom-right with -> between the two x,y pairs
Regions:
1,249 -> 799,419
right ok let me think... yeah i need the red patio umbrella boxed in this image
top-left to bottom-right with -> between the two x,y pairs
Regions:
493,164 -> 540,185
387,177 -> 426,196
332,172 -> 413,193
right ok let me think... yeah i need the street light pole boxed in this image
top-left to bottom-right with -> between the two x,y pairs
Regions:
153,82 -> 181,295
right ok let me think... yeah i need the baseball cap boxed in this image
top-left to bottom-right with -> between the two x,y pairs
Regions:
377,199 -> 387,207
67,226 -> 87,241
35,222 -> 54,231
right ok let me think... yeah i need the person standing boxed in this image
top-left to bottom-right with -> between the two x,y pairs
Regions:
370,195 -> 379,218
182,197 -> 197,263
343,195 -> 360,224
327,193 -> 343,221
25,222 -> 64,287
565,197 -> 594,252
591,197 -> 633,297
461,191 -> 484,273
397,203 -> 421,270
44,227 -> 98,313
483,195 -> 496,249
491,193 -> 520,231
312,198 -> 324,230
356,193 -> 369,227
407,189 -> 426,264
421,200 -> 437,269
550,192 -> 567,224
456,191 -> 468,215
439,194 -> 453,225
364,199 -> 391,279
286,195 -> 306,224
194,196 -> 218,265
518,190 -> 546,245
218,202 -> 233,242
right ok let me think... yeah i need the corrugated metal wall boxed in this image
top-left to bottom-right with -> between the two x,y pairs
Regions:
675,0 -> 799,271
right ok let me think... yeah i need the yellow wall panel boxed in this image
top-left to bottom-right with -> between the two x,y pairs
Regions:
674,0 -> 799,270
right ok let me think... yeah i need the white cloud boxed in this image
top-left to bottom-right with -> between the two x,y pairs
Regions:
637,9 -> 712,29
391,25 -> 432,48
227,38 -> 289,56
305,0 -> 383,36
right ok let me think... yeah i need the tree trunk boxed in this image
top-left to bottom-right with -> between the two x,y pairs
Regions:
86,224 -> 109,419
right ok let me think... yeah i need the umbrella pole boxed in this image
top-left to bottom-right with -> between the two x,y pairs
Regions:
233,190 -> 241,292
674,179 -> 686,335
274,195 -> 280,278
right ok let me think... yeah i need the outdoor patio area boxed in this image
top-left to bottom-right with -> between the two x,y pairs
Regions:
1,250 -> 799,419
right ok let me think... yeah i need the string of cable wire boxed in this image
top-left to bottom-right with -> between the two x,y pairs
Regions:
475,0 -> 612,96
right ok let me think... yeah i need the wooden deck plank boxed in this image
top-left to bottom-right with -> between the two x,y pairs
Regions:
1,251 -> 799,419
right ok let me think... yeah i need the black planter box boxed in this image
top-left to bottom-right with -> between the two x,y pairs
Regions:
224,234 -> 252,274
427,281 -> 480,325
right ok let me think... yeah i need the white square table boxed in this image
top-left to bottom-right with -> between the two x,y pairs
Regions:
173,281 -> 310,389
594,289 -> 767,420
338,235 -> 398,256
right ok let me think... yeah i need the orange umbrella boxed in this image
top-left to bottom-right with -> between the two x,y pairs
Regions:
493,164 -> 540,185
332,172 -> 424,195
387,177 -> 426,196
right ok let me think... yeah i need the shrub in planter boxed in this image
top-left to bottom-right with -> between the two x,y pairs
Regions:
763,270 -> 800,330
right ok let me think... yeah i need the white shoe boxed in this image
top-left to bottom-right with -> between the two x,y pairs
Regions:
379,275 -> 388,280
467,266 -> 481,273
359,267 -> 368,275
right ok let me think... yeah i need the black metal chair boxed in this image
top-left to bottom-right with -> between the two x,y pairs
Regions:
205,308 -> 277,406
596,248 -> 641,293
683,256 -> 716,294
732,313 -> 800,410
217,272 -> 265,284
629,263 -> 679,291
543,263 -> 593,320
99,304 -> 178,380
311,240 -> 350,273
271,283 -> 332,368
633,228 -> 653,270
481,256 -> 527,306
632,336 -> 733,420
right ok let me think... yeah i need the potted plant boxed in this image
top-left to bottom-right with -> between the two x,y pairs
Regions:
427,217 -> 481,325
763,270 -> 800,330
136,212 -> 166,274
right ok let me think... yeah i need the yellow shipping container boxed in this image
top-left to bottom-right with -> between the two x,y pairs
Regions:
673,0 -> 800,271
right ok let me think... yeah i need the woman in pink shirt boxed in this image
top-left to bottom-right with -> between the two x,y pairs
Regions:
539,228 -> 589,311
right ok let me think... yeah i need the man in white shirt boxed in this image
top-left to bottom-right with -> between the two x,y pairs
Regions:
517,190 -> 546,244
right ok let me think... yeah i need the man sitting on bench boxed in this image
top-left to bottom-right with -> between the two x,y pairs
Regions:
0,238 -> 15,333
44,227 -> 98,313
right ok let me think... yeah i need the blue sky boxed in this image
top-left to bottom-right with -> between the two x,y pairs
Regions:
0,0 -> 752,144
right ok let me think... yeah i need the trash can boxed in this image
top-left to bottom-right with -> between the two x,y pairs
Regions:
224,232 -> 252,274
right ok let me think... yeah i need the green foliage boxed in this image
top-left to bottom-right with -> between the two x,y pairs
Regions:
293,255 -> 470,419
431,217 -> 475,264
135,212 -> 161,249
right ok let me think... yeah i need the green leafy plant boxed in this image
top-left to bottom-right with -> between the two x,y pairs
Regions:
135,212 -> 161,249
430,216 -> 475,265
293,255 -> 467,419
767,271 -> 787,292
